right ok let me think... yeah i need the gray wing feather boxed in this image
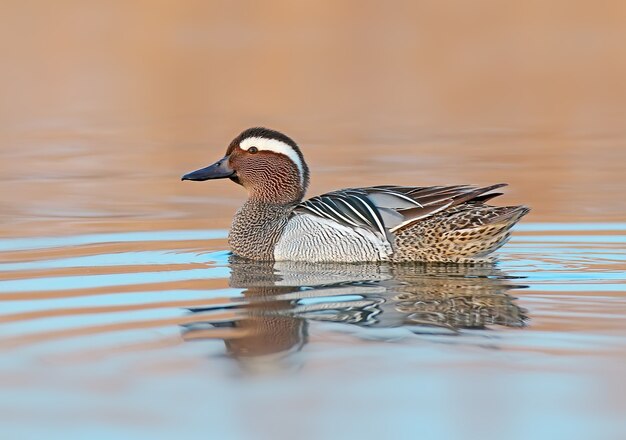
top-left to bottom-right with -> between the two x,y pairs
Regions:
295,184 -> 507,236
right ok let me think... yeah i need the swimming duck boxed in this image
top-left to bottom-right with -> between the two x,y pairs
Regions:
182,127 -> 529,263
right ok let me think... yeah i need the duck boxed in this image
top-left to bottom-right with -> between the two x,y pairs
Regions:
182,127 -> 529,263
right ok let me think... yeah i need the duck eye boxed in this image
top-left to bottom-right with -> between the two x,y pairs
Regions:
248,146 -> 258,154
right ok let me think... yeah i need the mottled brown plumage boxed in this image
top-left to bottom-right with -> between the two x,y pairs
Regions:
393,203 -> 530,262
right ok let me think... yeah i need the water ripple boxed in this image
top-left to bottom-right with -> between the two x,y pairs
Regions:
0,223 -> 624,363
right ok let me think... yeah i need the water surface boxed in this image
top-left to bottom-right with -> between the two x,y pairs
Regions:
1,221 -> 625,439
2,2 -> 626,438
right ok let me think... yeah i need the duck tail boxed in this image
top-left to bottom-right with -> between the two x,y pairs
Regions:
451,205 -> 531,259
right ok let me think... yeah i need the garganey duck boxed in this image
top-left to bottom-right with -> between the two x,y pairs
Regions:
182,127 -> 529,263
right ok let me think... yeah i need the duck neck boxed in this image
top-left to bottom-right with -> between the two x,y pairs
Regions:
248,180 -> 305,205
229,199 -> 294,260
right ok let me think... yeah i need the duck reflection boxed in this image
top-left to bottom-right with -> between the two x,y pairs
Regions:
182,256 -> 528,371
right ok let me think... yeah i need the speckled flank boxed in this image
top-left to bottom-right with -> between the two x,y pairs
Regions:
392,204 -> 530,263
274,214 -> 393,262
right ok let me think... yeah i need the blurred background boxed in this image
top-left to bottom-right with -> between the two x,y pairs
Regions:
1,2 -> 626,440
1,0 -> 625,239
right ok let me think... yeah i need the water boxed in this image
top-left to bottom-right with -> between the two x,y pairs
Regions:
1,222 -> 625,439
2,2 -> 626,438
2,127 -> 626,440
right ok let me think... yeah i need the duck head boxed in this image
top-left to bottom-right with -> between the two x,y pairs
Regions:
182,127 -> 310,204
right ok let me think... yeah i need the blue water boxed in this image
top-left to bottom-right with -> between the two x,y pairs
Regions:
1,223 -> 625,440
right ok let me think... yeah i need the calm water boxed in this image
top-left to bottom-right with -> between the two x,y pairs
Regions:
2,2 -> 626,439
2,132 -> 626,440
1,221 -> 625,439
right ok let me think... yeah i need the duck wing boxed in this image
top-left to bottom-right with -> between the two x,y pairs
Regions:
295,184 -> 507,235
295,189 -> 388,239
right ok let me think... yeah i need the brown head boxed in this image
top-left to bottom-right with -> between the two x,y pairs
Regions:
182,127 -> 310,205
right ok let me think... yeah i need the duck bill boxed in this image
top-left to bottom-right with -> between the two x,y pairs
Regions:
181,156 -> 234,181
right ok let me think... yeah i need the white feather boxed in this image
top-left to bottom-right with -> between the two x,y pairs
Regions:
274,214 -> 393,262
240,137 -> 304,186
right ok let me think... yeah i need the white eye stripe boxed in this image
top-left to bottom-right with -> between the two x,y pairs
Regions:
240,137 -> 304,185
